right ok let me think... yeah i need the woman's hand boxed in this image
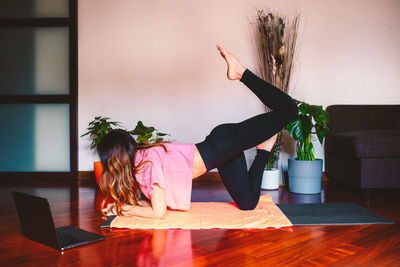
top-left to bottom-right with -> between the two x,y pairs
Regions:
102,202 -> 136,216
102,185 -> 166,218
102,203 -> 116,216
102,199 -> 150,216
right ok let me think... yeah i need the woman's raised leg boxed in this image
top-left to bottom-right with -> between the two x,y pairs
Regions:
196,45 -> 297,210
211,45 -> 297,156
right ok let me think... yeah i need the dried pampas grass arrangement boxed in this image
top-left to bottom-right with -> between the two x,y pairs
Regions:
256,10 -> 300,94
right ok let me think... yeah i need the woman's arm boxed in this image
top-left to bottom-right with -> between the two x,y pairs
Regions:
103,184 -> 167,219
124,184 -> 167,218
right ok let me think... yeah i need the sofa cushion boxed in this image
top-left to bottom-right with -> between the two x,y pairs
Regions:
326,130 -> 400,158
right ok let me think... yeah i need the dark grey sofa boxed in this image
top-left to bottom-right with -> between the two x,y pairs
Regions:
324,105 -> 400,189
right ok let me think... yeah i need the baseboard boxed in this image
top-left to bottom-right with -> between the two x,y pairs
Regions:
78,171 -> 95,181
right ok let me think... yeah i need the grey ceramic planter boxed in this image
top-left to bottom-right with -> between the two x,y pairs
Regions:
288,158 -> 323,194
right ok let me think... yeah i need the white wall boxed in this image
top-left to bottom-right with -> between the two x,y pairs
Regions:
78,0 -> 400,171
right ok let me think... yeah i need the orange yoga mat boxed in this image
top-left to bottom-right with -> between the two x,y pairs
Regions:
110,194 -> 292,229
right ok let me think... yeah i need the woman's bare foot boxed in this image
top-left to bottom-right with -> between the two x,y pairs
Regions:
216,44 -> 246,80
256,133 -> 278,152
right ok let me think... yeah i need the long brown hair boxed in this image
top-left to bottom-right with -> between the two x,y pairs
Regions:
96,129 -> 167,216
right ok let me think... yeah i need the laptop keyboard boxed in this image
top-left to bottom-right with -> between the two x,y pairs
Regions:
57,232 -> 82,247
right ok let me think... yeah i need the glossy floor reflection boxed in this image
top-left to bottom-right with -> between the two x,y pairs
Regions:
1,178 -> 399,266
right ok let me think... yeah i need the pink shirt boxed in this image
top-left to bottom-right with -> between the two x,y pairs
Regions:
134,143 -> 196,211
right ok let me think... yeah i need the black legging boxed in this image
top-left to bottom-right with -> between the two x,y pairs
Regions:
195,69 -> 298,210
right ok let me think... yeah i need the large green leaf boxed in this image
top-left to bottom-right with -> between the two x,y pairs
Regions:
298,102 -> 311,115
286,115 -> 313,142
313,109 -> 329,129
286,119 -> 302,140
309,105 -> 322,114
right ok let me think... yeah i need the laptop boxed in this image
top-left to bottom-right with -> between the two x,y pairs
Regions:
12,191 -> 105,251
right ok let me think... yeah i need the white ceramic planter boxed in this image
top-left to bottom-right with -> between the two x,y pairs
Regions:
261,168 -> 280,190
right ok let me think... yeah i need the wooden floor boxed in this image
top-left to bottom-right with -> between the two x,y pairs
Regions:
1,176 -> 399,267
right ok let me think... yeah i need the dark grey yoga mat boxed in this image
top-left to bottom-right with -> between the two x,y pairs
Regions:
277,202 -> 394,225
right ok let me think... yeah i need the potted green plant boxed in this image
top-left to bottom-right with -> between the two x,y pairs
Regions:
286,100 -> 330,194
261,132 -> 282,190
81,116 -> 122,183
128,121 -> 169,143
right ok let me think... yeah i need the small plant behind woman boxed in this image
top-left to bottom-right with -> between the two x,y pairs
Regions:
81,117 -> 170,150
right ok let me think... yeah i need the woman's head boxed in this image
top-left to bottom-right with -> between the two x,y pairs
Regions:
96,129 -> 168,216
97,129 -> 137,168
97,129 -> 140,215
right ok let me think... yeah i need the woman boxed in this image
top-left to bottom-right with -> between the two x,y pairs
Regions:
98,45 -> 298,218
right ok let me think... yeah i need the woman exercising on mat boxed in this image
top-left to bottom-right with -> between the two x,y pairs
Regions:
98,45 -> 298,218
